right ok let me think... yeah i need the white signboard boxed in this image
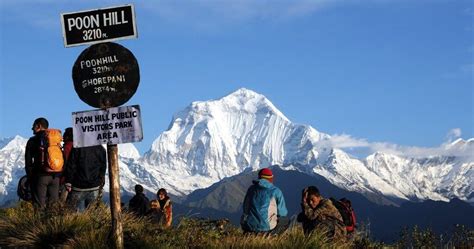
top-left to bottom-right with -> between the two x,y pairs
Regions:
72,105 -> 143,147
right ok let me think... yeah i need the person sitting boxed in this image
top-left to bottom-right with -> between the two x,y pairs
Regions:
128,184 -> 150,217
240,168 -> 288,234
148,188 -> 172,228
297,186 -> 347,241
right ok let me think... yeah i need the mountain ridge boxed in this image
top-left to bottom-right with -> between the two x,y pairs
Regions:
0,88 -> 472,205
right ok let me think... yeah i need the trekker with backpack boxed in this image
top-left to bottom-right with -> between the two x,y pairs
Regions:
240,168 -> 289,235
297,186 -> 347,241
63,144 -> 106,211
25,117 -> 63,209
129,184 -> 150,217
148,188 -> 172,228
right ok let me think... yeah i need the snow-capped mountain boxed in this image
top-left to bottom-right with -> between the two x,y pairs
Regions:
134,88 -> 473,203
0,136 -> 28,205
140,88 -> 332,195
1,88 -> 472,205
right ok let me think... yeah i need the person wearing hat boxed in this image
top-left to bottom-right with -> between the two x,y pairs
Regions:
240,167 -> 288,234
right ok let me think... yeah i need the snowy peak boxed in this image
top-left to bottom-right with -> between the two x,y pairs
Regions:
219,88 -> 290,122
444,138 -> 474,157
173,88 -> 290,123
0,88 -> 472,206
144,88 -> 330,194
118,143 -> 140,159
0,135 -> 27,204
142,88 -> 472,202
1,136 -> 27,151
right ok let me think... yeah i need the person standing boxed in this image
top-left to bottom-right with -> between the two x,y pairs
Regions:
63,144 -> 107,211
59,127 -> 73,203
148,188 -> 173,228
25,117 -> 61,209
62,127 -> 74,162
128,184 -> 150,217
240,168 -> 288,234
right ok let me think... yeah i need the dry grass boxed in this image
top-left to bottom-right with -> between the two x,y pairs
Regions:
0,201 -> 380,249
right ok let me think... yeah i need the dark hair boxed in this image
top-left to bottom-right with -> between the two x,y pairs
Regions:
305,186 -> 320,198
33,117 -> 49,129
157,188 -> 167,197
63,127 -> 73,141
135,184 -> 144,194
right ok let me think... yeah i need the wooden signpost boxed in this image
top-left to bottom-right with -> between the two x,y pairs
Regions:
62,5 -> 140,249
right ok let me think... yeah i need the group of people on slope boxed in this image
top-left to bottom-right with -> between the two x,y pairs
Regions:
24,117 -> 174,227
240,167 -> 349,242
25,117 -> 106,211
128,185 -> 173,228
24,117 -> 349,238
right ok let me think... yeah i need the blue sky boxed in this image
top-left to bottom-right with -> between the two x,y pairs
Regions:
1,0 -> 473,154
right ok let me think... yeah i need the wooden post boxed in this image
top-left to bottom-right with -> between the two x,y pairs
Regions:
107,144 -> 123,249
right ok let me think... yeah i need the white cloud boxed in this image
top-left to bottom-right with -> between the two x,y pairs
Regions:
324,129 -> 473,159
445,128 -> 462,142
323,134 -> 370,148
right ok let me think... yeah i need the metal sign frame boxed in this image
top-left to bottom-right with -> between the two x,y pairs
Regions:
61,4 -> 137,47
72,105 -> 143,148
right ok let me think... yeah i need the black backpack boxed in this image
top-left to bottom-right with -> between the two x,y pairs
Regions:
330,197 -> 356,233
17,175 -> 33,201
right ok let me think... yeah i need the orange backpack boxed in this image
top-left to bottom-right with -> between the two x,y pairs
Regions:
39,129 -> 64,172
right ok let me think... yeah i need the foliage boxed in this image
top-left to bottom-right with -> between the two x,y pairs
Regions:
396,224 -> 474,249
2,202 -> 469,248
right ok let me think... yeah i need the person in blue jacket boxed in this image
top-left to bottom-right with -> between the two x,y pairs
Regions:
241,167 -> 289,234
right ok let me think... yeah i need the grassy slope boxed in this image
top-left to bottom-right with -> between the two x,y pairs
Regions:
0,202 -> 381,249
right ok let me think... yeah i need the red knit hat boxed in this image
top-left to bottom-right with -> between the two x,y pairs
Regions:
258,168 -> 273,182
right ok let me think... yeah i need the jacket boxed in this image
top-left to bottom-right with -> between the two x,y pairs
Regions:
63,145 -> 107,189
298,198 -> 346,240
241,179 -> 288,232
63,141 -> 73,162
149,198 -> 172,227
129,193 -> 150,217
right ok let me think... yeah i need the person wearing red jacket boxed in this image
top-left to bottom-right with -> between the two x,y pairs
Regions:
148,188 -> 173,228
59,127 -> 74,203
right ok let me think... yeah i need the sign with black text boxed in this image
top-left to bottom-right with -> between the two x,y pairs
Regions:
61,5 -> 137,47
72,42 -> 140,108
72,105 -> 143,148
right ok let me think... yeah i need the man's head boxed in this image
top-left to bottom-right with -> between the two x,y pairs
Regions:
258,168 -> 273,183
32,117 -> 49,134
305,186 -> 321,209
135,184 -> 144,194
